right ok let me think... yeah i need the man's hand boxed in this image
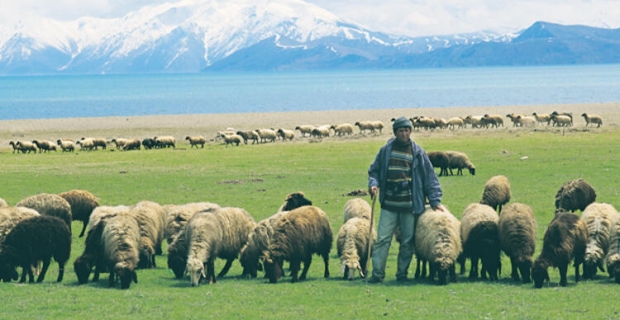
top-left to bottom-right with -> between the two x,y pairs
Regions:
368,186 -> 379,199
432,204 -> 445,212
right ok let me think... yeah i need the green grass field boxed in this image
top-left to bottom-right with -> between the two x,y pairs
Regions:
1,128 -> 620,319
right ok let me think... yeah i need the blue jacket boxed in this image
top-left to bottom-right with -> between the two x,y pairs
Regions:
368,138 -> 442,215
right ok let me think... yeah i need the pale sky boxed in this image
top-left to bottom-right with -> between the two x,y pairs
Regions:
3,0 -> 620,37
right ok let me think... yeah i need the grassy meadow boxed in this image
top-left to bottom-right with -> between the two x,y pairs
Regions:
1,126 -> 620,319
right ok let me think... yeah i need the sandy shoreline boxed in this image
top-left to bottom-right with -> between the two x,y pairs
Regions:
1,102 -> 618,147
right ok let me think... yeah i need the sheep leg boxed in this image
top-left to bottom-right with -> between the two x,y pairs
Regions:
56,262 -> 65,282
322,253 -> 329,278
217,258 -> 234,278
299,257 -> 312,281
449,264 -> 458,283
78,222 -> 87,238
108,270 -> 116,287
510,258 -> 520,281
574,262 -> 581,283
469,257 -> 479,279
558,264 -> 568,287
289,260 -> 301,283
206,261 -> 216,284
414,258 -> 421,279
36,259 -> 51,283
20,265 -> 34,283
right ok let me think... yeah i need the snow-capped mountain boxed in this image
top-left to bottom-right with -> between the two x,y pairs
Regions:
0,0 -> 513,74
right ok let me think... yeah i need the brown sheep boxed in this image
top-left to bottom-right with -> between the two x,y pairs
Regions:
499,203 -> 537,283
480,175 -> 511,213
427,151 -> 449,176
58,190 -> 100,238
554,178 -> 596,214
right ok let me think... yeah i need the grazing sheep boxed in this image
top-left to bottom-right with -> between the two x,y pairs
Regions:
142,138 -> 156,149
16,193 -> 72,232
166,229 -> 189,279
110,138 -> 128,150
532,211 -> 588,288
121,138 -> 141,151
0,215 -> 71,283
276,128 -> 295,141
354,121 -> 374,134
550,114 -> 573,127
446,117 -> 464,130
343,197 -> 371,223
86,205 -> 132,234
221,133 -> 242,147
102,214 -> 141,289
164,202 -> 221,244
337,217 -> 376,280
185,207 -> 256,286
255,129 -> 277,143
58,189 -> 99,238
73,216 -> 108,284
295,125 -> 314,137
427,151 -> 450,176
129,201 -> 166,269
330,123 -> 354,136
76,138 -> 95,151
532,112 -> 551,126
480,175 -> 511,213
554,178 -> 597,213
605,214 -> 620,283
499,203 -> 537,283
581,203 -> 618,280
445,151 -> 476,176
185,135 -> 206,148
154,136 -> 176,148
56,139 -> 75,152
236,130 -> 260,144
263,206 -> 332,283
414,207 -> 462,285
581,113 -> 603,128
458,203 -> 501,281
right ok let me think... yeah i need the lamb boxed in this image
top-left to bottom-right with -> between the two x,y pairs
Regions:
255,129 -> 277,143
110,138 -> 128,150
427,151 -> 450,176
581,113 -> 603,128
445,150 -> 476,175
458,203 -> 501,281
16,193 -> 72,232
414,206 -> 462,285
56,139 -> 75,152
276,128 -> 295,141
354,121 -> 374,134
262,206 -> 332,283
337,217 -> 376,280
554,178 -> 597,213
119,138 -> 140,151
58,189 -> 100,237
129,200 -> 166,269
343,197 -> 371,223
185,135 -> 206,148
0,215 -> 71,283
76,138 -> 95,151
498,203 -> 537,283
532,211 -> 588,288
221,133 -> 242,147
185,207 -> 256,286
532,112 -> 551,126
101,213 -> 141,289
581,203 -> 618,280
154,136 -> 176,148
605,213 -> 620,283
295,125 -> 314,137
81,137 -> 107,150
480,175 -> 511,213
164,202 -> 221,244
330,123 -> 354,136
446,117 -> 464,130
236,130 -> 260,144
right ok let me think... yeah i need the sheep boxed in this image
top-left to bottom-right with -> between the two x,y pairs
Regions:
0,215 -> 71,283
414,206 -> 462,285
532,211 -> 588,288
343,197 -> 371,223
464,115 -> 484,129
499,203 -> 537,283
482,114 -> 504,128
295,125 -> 314,137
122,138 -> 141,151
76,138 -> 95,151
554,178 -> 597,214
446,117 -> 464,130
129,201 -> 166,269
236,130 -> 260,144
32,140 -> 57,153
277,192 -> 313,212
354,121 -> 374,134
310,126 -> 330,138
532,112 -> 552,126
330,123 -> 354,136
515,115 -> 537,127
166,229 -> 189,279
412,117 -> 435,130
480,175 -> 511,213
81,137 -> 107,150
505,113 -> 523,127
337,217 -> 376,280
142,138 -> 156,149
551,111 -> 573,121
427,151 -> 450,177
56,139 -> 75,152
581,113 -> 603,128
185,207 -> 257,286
58,189 -> 100,238
581,203 -> 618,280
433,118 -> 448,130
164,202 -> 221,244
153,136 -> 176,148
16,193 -> 72,233
9,141 -> 20,154
458,203 -> 501,281
86,205 -> 132,234
262,205 -> 333,283
605,214 -> 620,283
0,206 -> 40,245
276,128 -> 295,141
101,213 -> 141,289
110,138 -> 128,150
370,121 -> 385,134
550,114 -> 573,127
221,133 -> 242,147
255,129 -> 277,143
185,135 -> 206,148
445,151 -> 476,176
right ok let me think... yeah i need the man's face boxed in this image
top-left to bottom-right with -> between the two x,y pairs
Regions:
394,127 -> 411,143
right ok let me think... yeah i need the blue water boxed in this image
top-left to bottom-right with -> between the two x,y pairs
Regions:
1,65 -> 619,120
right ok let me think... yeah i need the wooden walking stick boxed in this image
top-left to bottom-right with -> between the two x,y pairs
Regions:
364,191 -> 377,278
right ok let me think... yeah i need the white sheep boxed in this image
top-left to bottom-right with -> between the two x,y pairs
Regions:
56,139 -> 75,152
185,207 -> 256,286
164,202 -> 221,244
414,206 -> 462,285
581,113 -> 603,128
370,121 -> 385,134
343,198 -> 371,223
464,115 -> 484,129
337,217 -> 376,280
498,202 -> 537,283
32,140 -> 57,153
129,201 -> 166,269
16,193 -> 72,233
446,117 -> 464,130
480,175 -> 511,213
102,213 -> 141,289
459,203 -> 501,281
122,138 -> 141,151
81,137 -> 107,150
581,202 -> 618,279
550,114 -> 573,127
330,123 -> 354,136
445,151 -> 476,176
532,112 -> 551,126
76,138 -> 95,151
154,136 -> 176,148
354,121 -> 374,134
515,115 -> 537,127
236,130 -> 260,144
221,133 -> 242,147
605,214 -> 620,283
295,125 -> 314,137
185,135 -> 206,148
255,129 -> 277,143
482,114 -> 504,128
16,141 -> 38,153
110,138 -> 128,150
276,128 -> 295,141
0,206 -> 40,245
310,126 -> 330,138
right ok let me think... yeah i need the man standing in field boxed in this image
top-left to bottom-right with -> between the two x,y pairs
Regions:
366,116 -> 443,283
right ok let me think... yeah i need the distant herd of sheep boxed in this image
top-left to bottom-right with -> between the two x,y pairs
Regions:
5,111 -> 605,154
0,174 -> 617,289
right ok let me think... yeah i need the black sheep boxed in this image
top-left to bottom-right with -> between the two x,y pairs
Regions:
142,138 -> 156,149
74,221 -> 107,284
0,215 -> 71,283
427,151 -> 449,177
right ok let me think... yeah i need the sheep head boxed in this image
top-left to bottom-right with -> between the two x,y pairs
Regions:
0,261 -> 18,282
73,255 -> 94,284
187,258 -> 206,287
532,260 -> 550,288
262,256 -> 283,284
